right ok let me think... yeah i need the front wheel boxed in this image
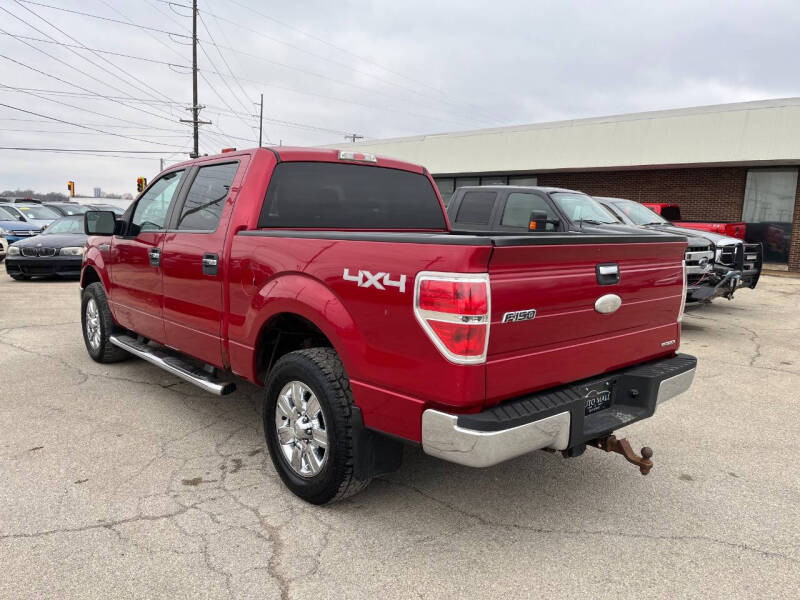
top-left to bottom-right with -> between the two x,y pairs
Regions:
264,348 -> 369,504
81,282 -> 129,363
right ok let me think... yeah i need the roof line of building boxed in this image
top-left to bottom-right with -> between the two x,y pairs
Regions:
345,97 -> 800,146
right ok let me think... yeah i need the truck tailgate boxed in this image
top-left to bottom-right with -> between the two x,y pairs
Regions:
486,238 -> 686,404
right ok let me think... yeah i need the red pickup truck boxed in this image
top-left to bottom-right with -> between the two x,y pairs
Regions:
80,147 -> 696,504
643,203 -> 746,239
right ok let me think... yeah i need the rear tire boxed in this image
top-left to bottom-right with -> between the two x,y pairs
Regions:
81,282 -> 129,363
264,348 -> 370,504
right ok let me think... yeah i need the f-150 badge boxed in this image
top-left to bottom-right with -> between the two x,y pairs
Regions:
343,268 -> 407,293
502,309 -> 536,323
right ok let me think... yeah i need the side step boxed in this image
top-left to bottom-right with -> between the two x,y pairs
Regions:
109,334 -> 236,396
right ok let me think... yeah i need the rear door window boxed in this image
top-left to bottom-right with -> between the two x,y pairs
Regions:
258,162 -> 446,229
501,192 -> 559,230
176,162 -> 239,231
454,191 -> 496,225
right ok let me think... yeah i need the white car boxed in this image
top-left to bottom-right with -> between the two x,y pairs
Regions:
0,235 -> 7,262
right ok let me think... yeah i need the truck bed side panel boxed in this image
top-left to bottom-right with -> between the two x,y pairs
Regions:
226,233 -> 493,439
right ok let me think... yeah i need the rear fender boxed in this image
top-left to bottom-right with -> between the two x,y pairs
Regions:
243,273 -> 365,383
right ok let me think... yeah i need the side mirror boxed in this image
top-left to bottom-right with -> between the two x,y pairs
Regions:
528,211 -> 549,231
85,210 -> 116,235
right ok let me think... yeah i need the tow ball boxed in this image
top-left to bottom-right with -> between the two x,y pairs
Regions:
590,435 -> 654,475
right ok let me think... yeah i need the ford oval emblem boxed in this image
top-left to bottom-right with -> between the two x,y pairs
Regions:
595,294 -> 622,314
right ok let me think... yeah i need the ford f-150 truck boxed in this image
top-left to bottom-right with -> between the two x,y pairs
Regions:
643,202 -> 746,239
80,148 -> 697,504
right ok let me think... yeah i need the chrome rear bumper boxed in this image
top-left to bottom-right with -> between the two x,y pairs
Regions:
421,354 -> 697,468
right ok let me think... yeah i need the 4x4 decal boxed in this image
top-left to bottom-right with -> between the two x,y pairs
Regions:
343,268 -> 407,293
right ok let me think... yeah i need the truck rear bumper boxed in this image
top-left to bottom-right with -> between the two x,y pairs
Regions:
421,353 -> 697,468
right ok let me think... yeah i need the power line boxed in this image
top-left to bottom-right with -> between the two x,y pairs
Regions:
0,128 -> 191,138
0,23 -> 180,126
95,0 -> 253,149
10,0 -> 183,117
0,147 -> 188,162
0,147 -> 173,153
0,31 -> 183,67
15,0 -> 192,38
17,0 -> 500,128
0,102 -> 186,149
218,0 -> 505,125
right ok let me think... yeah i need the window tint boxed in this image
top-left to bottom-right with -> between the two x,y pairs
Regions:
501,193 -> 559,230
550,192 -> 618,224
43,216 -> 83,234
455,191 -> 496,225
607,199 -> 666,225
177,162 -> 238,231
130,170 -> 184,235
16,204 -> 59,219
258,162 -> 446,229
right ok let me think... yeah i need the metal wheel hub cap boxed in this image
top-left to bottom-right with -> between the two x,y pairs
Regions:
85,298 -> 101,350
275,381 -> 328,478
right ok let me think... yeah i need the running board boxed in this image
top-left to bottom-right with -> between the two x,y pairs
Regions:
109,334 -> 236,396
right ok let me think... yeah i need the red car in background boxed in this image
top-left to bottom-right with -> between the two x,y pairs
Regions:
643,203 -> 746,239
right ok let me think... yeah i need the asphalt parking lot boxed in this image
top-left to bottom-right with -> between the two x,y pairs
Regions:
1,273 -> 798,599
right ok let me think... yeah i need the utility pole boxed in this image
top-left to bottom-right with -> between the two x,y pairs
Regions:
258,93 -> 264,147
179,0 -> 210,157
344,133 -> 364,143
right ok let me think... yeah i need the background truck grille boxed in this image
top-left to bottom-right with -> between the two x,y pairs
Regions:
685,246 -> 713,276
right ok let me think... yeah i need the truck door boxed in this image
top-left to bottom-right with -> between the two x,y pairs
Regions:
109,169 -> 187,343
160,160 -> 243,367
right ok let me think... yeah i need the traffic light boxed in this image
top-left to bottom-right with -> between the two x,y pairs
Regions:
67,181 -> 75,197
136,176 -> 147,193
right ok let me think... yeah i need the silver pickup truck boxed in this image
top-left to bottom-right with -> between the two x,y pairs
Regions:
597,197 -> 762,303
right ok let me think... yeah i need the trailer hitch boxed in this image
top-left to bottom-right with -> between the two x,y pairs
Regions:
590,435 -> 654,475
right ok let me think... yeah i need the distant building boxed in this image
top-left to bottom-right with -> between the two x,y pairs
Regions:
93,187 -> 102,198
343,98 -> 800,272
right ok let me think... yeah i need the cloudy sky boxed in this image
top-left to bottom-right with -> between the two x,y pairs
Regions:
1,0 -> 799,195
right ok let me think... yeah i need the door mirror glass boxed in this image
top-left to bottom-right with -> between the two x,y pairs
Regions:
85,210 -> 116,235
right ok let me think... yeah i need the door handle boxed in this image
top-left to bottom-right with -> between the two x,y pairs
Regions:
149,247 -> 161,267
596,263 -> 620,285
202,253 -> 219,276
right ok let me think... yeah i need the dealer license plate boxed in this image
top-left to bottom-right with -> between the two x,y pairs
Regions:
583,380 -> 614,415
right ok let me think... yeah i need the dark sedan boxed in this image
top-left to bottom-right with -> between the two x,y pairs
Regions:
42,203 -> 91,217
5,215 -> 87,280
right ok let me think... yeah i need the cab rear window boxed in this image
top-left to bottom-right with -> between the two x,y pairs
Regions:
258,162 -> 446,229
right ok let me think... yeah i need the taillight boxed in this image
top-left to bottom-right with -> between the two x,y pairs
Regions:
414,272 -> 490,364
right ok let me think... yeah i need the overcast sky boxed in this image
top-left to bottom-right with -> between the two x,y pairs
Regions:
1,0 -> 799,195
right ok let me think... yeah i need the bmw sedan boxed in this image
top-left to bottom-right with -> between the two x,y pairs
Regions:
5,215 -> 87,280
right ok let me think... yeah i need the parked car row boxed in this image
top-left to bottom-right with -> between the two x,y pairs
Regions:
0,199 -> 126,271
446,186 -> 762,305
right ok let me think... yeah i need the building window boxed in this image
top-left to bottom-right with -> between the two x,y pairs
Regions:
455,177 -> 480,189
433,177 -> 455,206
480,176 -> 507,186
743,168 -> 798,264
508,175 -> 538,186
